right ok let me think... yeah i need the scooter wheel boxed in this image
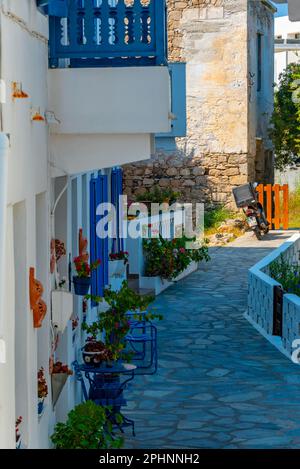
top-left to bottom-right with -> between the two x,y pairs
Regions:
254,227 -> 263,240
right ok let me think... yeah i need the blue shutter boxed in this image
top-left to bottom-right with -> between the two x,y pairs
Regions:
90,174 -> 108,304
37,0 -> 68,17
111,168 -> 124,254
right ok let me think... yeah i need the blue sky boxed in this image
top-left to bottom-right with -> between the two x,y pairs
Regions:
274,3 -> 289,17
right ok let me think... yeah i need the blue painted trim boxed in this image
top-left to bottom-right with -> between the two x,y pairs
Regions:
90,177 -> 97,305
37,0 -> 68,17
157,62 -> 187,139
49,0 -> 167,68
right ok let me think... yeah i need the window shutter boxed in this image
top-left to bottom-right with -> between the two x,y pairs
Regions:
90,174 -> 108,304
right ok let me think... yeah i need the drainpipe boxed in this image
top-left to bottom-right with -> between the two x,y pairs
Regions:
0,4 -> 10,364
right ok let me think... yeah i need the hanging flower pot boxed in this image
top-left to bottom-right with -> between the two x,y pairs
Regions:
73,276 -> 91,296
38,397 -> 45,416
73,255 -> 101,296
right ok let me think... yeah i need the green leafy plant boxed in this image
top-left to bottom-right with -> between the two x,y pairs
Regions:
143,235 -> 210,280
83,282 -> 161,361
269,255 -> 300,296
135,187 -> 181,205
204,206 -> 236,231
269,63 -> 300,171
51,401 -> 123,449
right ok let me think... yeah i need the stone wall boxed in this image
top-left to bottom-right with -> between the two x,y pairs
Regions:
123,0 -> 274,209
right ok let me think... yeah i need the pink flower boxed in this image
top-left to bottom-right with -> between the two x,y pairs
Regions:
179,247 -> 186,253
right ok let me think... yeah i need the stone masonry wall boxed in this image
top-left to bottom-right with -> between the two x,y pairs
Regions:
123,0 -> 274,209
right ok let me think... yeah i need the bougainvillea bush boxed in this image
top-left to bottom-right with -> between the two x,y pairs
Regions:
83,282 -> 160,362
143,236 -> 210,280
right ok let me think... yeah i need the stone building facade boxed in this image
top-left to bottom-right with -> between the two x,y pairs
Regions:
123,0 -> 275,208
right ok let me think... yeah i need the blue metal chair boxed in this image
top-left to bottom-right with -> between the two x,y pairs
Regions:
125,312 -> 158,375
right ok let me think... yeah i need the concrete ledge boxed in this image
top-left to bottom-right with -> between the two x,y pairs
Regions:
247,232 -> 300,361
140,261 -> 198,296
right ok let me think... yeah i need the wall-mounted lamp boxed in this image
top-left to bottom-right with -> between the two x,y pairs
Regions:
31,107 -> 45,122
12,82 -> 29,100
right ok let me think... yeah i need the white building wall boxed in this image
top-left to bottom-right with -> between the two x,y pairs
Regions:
0,0 -> 50,449
0,0 -> 171,450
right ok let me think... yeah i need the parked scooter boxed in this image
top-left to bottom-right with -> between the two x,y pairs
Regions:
232,183 -> 270,240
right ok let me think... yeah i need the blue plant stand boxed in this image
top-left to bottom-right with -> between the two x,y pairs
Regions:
73,361 -> 136,436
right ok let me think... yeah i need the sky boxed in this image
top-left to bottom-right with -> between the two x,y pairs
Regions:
273,3 -> 289,17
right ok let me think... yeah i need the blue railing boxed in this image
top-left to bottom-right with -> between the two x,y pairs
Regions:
48,0 -> 167,68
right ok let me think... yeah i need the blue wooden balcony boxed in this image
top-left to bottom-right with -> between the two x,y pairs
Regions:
43,0 -> 167,68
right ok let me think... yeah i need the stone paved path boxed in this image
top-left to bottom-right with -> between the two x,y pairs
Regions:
125,231 -> 300,449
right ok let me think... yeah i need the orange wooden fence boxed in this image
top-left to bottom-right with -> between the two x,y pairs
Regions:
256,184 -> 289,230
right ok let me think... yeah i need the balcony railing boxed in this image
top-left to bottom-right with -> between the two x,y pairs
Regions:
48,0 -> 167,68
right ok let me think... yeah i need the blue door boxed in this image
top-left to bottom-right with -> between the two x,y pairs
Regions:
90,174 -> 108,302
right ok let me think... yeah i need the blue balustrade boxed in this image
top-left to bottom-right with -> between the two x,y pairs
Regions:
48,0 -> 167,68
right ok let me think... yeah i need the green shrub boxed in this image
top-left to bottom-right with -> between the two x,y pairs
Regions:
289,184 -> 300,229
135,187 -> 181,204
269,255 -> 300,295
269,63 -> 300,171
51,401 -> 124,449
204,206 -> 235,230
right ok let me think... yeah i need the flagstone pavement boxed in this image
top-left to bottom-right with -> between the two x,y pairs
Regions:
125,230 -> 300,449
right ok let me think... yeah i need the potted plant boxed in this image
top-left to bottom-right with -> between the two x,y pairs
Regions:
109,251 -> 129,278
37,367 -> 48,416
82,337 -> 113,367
15,416 -> 22,449
73,256 -> 101,296
51,401 -> 123,449
141,236 -> 210,295
83,282 -> 157,363
51,361 -> 73,406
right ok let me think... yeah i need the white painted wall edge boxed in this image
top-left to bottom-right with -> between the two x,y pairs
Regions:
0,133 -> 10,363
50,133 -> 152,176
